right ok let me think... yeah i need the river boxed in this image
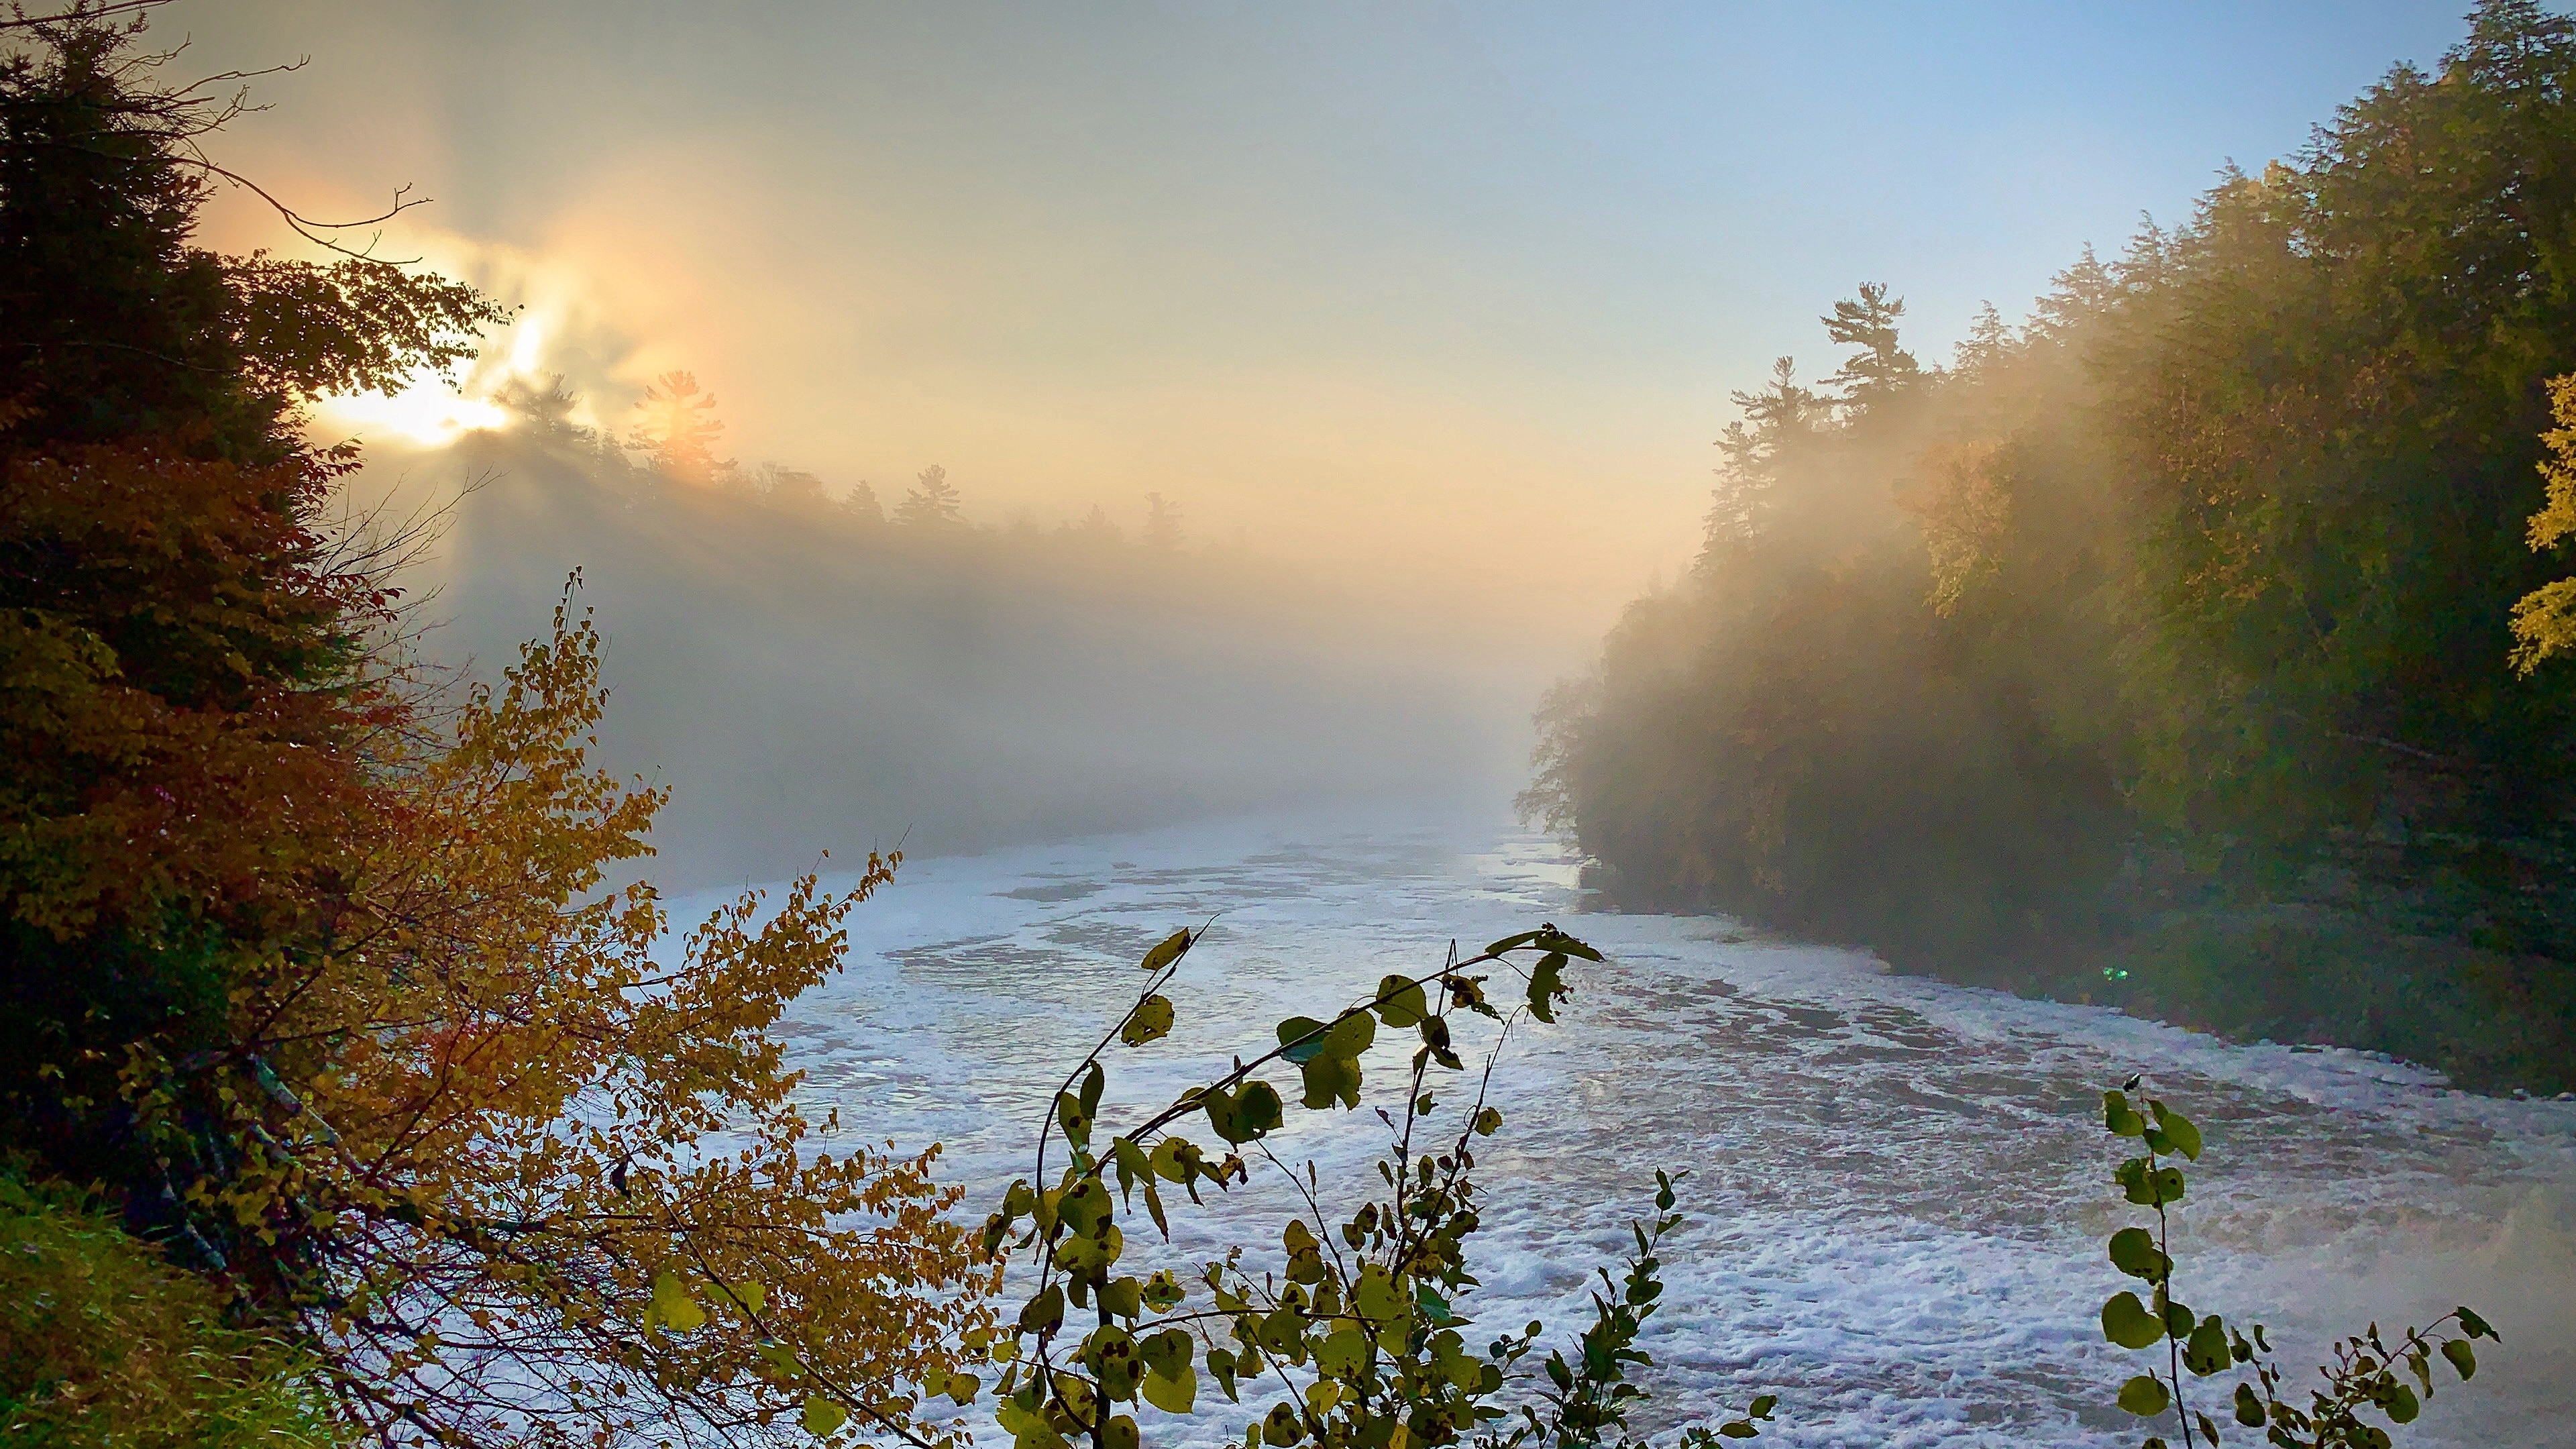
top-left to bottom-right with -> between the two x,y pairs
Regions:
717,805 -> 2576,1448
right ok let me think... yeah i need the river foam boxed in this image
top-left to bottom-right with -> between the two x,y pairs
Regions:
692,806 -> 2576,1447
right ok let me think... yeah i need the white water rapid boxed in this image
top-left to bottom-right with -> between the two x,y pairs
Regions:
712,807 -> 2576,1448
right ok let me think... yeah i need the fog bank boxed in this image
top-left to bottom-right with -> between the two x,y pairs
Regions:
372,425 -> 1532,888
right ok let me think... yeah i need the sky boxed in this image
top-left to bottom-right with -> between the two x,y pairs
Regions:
186,1 -> 2476,641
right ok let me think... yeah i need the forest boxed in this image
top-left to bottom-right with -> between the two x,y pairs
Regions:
1527,0 -> 2576,1093
0,3 -> 2547,1448
400,378 -> 1511,884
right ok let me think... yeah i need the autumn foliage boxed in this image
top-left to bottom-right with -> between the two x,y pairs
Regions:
1,7 -> 989,1446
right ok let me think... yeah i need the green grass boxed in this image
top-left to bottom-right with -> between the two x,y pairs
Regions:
0,1166 -> 348,1448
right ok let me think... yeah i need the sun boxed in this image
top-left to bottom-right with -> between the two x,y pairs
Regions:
313,379 -> 513,449
309,311 -> 561,449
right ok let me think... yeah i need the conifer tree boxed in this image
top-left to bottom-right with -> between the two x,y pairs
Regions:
631,369 -> 731,484
1817,282 -> 1919,411
898,462 -> 965,527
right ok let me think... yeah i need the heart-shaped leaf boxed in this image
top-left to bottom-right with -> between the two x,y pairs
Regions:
2116,1374 -> 2171,1417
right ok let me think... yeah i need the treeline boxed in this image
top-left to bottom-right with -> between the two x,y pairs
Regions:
399,370 -> 1499,885
496,364 -> 1198,552
1527,0 -> 2576,1092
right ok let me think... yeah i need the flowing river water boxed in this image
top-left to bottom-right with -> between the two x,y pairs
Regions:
714,806 -> 2576,1448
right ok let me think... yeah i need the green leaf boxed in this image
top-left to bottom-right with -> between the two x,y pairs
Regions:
1148,1136 -> 1197,1183
2235,1382 -> 2265,1426
2116,1374 -> 2171,1417
1099,1277 -> 1143,1319
1527,952 -> 1568,1024
1485,930 -> 1545,955
1141,928 -> 1194,972
1276,1017 -> 1332,1065
2184,1318 -> 2231,1376
1203,1081 -> 1284,1142
2102,1291 -> 2165,1350
1053,1222 -> 1124,1274
2384,1381 -> 2420,1424
1317,1326 -> 1370,1378
2456,1305 -> 2496,1340
2107,1227 -> 2170,1283
1141,1365 -> 1196,1415
1262,1401 -> 1304,1446
1110,1138 -> 1145,1200
2103,1089 -> 2147,1138
1207,1346 -> 1240,1401
1538,927 -> 1605,961
1018,1283 -> 1065,1334
1374,974 -> 1428,1027
1138,1328 -> 1193,1377
2149,1101 -> 2203,1161
2161,1298 -> 2196,1338
802,1395 -> 849,1437
2442,1337 -> 2477,1381
648,1269 -> 705,1334
947,1371 -> 981,1403
2116,1159 -> 2187,1207
1105,1413 -> 1141,1449
1472,1106 -> 1503,1136
1058,1179 -> 1111,1235
1121,995 -> 1175,1046
1354,1265 -> 1405,1324
1296,1051 -> 1362,1110
1717,1424 -> 1756,1440
1749,1394 -> 1778,1418
1238,1081 -> 1283,1134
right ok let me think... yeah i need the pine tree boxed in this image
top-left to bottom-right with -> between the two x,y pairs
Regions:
1819,282 -> 1920,410
1701,357 -> 1822,559
1143,490 -> 1184,549
629,370 -> 729,483
896,462 -> 965,527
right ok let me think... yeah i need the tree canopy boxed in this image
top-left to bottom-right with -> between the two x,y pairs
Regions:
0,9 -> 990,1444
1532,0 -> 2576,1092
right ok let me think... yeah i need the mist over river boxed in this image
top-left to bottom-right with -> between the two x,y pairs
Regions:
693,806 -> 2576,1448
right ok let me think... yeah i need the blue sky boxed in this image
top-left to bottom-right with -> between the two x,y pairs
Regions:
204,1 -> 2481,629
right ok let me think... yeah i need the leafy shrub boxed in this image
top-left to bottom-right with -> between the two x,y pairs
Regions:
2092,1083 -> 2498,1448
967,924 -> 1776,1449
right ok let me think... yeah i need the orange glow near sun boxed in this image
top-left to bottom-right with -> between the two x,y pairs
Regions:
312,380 -> 513,449
309,310 -> 560,449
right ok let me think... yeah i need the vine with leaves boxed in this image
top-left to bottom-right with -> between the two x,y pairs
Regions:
962,924 -> 1777,1449
2094,1079 -> 2500,1449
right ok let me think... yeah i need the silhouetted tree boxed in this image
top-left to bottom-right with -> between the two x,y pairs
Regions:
0,6 -> 500,464
896,462 -> 964,527
497,372 -> 583,436
1075,501 -> 1122,542
1143,490 -> 1183,550
1701,357 -> 1823,558
1819,282 -> 1919,410
757,462 -> 829,510
630,369 -> 729,484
